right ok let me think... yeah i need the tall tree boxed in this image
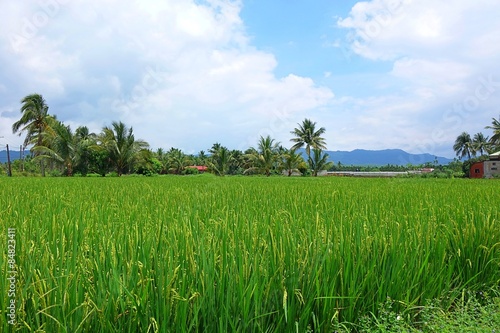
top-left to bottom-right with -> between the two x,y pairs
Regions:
486,117 -> 500,151
290,118 -> 327,162
32,119 -> 77,176
280,148 -> 305,176
228,149 -> 244,175
73,126 -> 98,176
244,135 -> 280,176
196,150 -> 208,166
100,121 -> 149,176
472,132 -> 490,156
166,148 -> 191,174
207,143 -> 233,176
12,94 -> 53,176
308,149 -> 333,177
453,132 -> 475,160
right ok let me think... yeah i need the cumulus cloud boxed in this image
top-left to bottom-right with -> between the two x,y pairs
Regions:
336,0 -> 500,157
0,0 -> 333,152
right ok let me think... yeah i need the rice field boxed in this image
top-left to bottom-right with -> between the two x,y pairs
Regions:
1,176 -> 499,332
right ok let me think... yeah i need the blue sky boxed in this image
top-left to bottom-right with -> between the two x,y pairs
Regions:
1,0 -> 499,159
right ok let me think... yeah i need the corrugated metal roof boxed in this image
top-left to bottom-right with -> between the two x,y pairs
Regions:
490,151 -> 500,158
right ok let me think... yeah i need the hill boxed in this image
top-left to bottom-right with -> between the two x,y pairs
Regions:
302,149 -> 453,166
0,150 -> 26,163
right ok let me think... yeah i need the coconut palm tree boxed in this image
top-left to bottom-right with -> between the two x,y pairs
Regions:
244,135 -> 280,176
472,132 -> 490,156
207,143 -> 233,176
12,93 -> 53,176
196,150 -> 208,166
290,118 -> 327,162
73,126 -> 98,175
486,117 -> 500,151
453,132 -> 475,160
281,148 -> 305,176
228,149 -> 244,175
100,121 -> 149,176
166,148 -> 191,174
32,119 -> 77,176
309,148 -> 333,176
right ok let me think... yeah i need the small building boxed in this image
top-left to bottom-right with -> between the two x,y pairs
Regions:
187,165 -> 208,173
469,151 -> 500,178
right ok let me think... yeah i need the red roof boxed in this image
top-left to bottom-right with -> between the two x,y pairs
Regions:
187,166 -> 207,171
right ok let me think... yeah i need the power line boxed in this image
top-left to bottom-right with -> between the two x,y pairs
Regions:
0,135 -> 23,146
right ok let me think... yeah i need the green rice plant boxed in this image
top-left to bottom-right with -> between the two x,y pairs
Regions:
0,176 -> 499,332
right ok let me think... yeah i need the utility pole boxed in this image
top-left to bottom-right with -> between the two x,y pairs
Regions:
21,145 -> 24,172
6,144 -> 12,177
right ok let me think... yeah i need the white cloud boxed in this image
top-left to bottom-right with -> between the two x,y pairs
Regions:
335,0 -> 500,157
0,0 -> 333,152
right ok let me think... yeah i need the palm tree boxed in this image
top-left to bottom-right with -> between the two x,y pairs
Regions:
281,148 -> 305,176
472,132 -> 490,156
453,132 -> 475,160
290,118 -> 327,162
244,135 -> 280,176
196,150 -> 208,166
166,148 -> 191,174
31,119 -> 77,176
309,149 -> 333,176
207,143 -> 233,176
100,121 -> 149,176
74,126 -> 98,175
12,94 -> 53,176
228,149 -> 244,175
486,117 -> 500,151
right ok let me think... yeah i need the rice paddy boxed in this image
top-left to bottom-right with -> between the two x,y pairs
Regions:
1,176 -> 499,332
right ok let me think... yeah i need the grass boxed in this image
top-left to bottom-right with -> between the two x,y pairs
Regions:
1,176 -> 499,332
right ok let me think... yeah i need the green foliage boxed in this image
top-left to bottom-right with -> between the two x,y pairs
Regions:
355,289 -> 500,332
135,151 -> 162,176
86,172 -> 102,177
417,289 -> 500,333
48,169 -> 63,177
183,167 -> 200,175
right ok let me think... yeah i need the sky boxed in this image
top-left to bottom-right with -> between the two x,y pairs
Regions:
1,0 -> 499,158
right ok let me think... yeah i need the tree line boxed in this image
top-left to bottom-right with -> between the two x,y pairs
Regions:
9,93 -> 333,177
453,118 -> 500,160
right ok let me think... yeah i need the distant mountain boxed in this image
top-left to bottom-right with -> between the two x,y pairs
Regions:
300,149 -> 453,166
0,150 -> 26,163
